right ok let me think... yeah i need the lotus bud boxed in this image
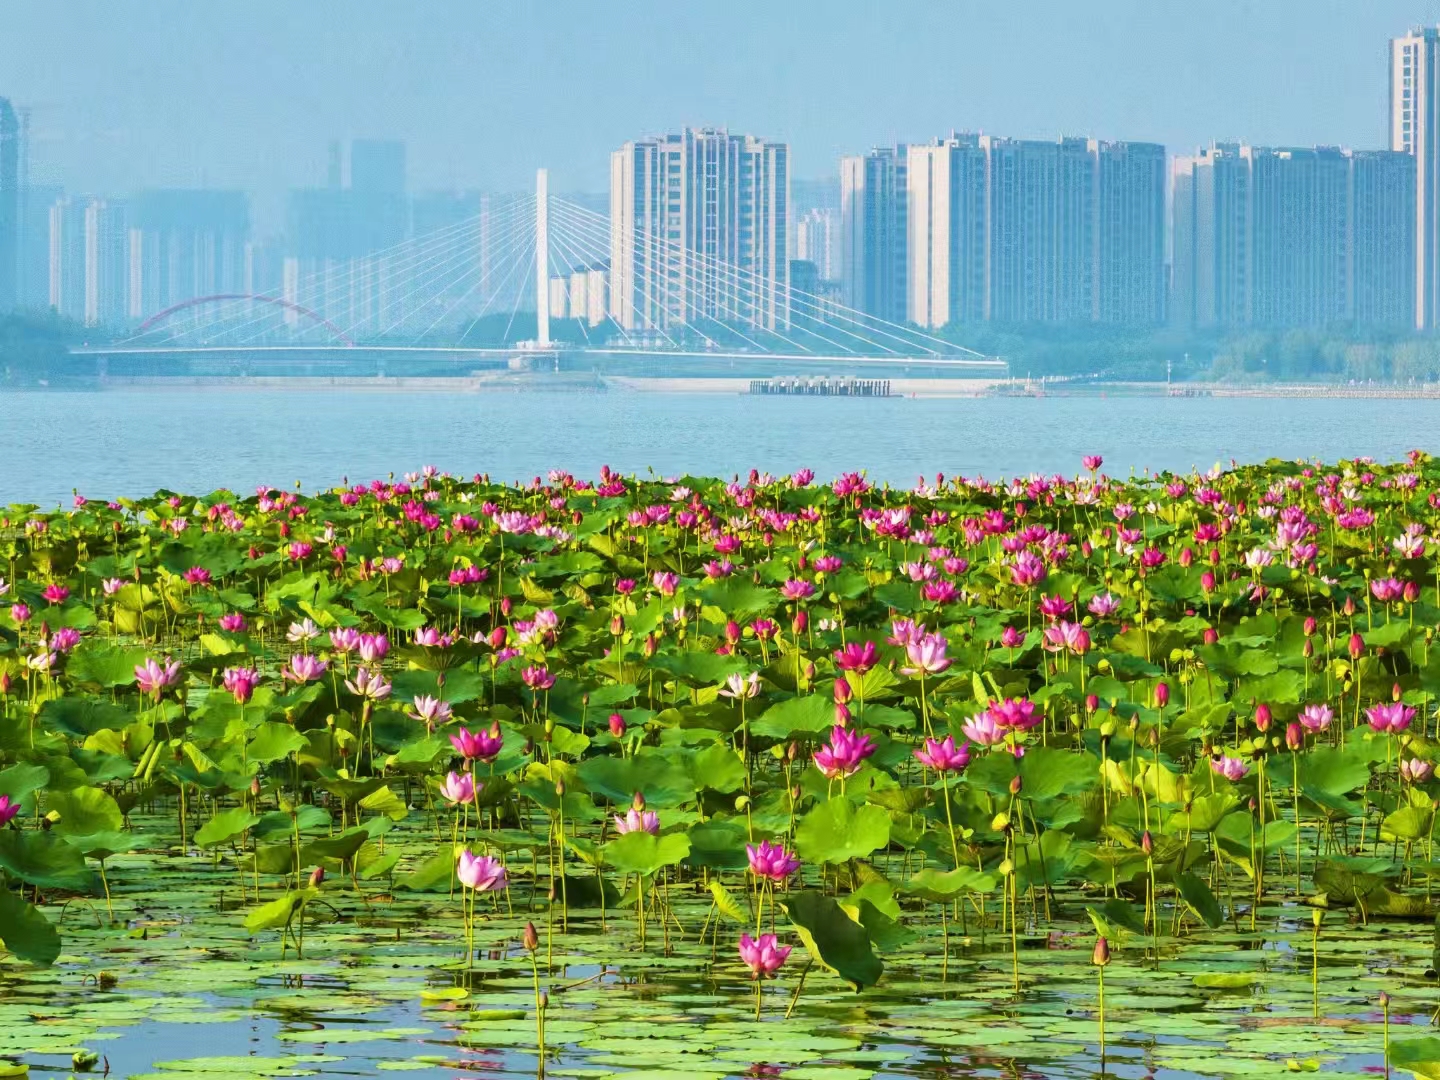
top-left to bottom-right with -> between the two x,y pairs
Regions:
1092,936 -> 1111,967
1200,570 -> 1216,593
609,614 -> 625,636
792,610 -> 808,635
1405,581 -> 1420,604
1178,546 -> 1194,567
632,791 -> 646,811
1254,703 -> 1272,732
554,778 -> 565,797
643,634 -> 658,658
1343,595 -> 1356,617
1155,682 -> 1170,709
309,866 -> 324,888
1081,540 -> 1093,559
539,989 -> 549,1011
544,716 -> 555,737
1286,722 -> 1303,751
1208,547 -> 1221,565
725,620 -> 741,645
1394,682 -> 1403,702
1009,775 -> 1023,796
803,660 -> 816,682
0,672 -> 10,696
834,678 -> 852,704
1348,632 -> 1365,659
489,625 -> 508,649
787,742 -> 798,762
1303,616 -> 1317,636
1303,639 -> 1313,658
608,713 -> 626,737
1247,797 -> 1257,813
1141,830 -> 1153,856
250,776 -> 261,797
523,921 -> 539,952
835,701 -> 852,726
1311,907 -> 1323,929
1149,727 -> 1159,748
1202,627 -> 1219,645
499,596 -> 513,617
1085,693 -> 1099,713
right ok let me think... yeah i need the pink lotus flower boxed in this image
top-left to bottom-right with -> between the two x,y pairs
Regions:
901,633 -> 951,676
0,794 -> 18,828
41,584 -> 69,604
345,667 -> 392,701
521,665 -> 556,691
222,666 -> 261,704
834,641 -> 879,673
287,541 -> 313,561
1082,455 -> 1103,472
1087,593 -> 1120,617
887,619 -> 923,647
1298,704 -> 1333,732
613,808 -> 660,835
922,580 -> 960,604
914,735 -> 970,773
9,603 -> 29,625
282,653 -> 327,684
989,697 -> 1042,731
1210,755 -> 1248,782
182,567 -> 211,586
652,571 -> 680,596
746,840 -> 800,881
287,619 -> 320,643
1011,552 -> 1047,587
358,633 -> 389,663
1371,577 -> 1405,603
813,724 -> 876,779
450,723 -> 502,761
218,613 -> 247,632
45,627 -> 81,654
961,711 -> 1006,746
330,627 -> 362,653
719,672 -> 761,699
780,579 -> 816,602
439,771 -> 476,805
1000,626 -> 1024,649
101,578 -> 125,596
456,849 -> 507,892
1366,702 -> 1415,734
135,657 -> 182,696
739,932 -> 792,979
1400,758 -> 1434,784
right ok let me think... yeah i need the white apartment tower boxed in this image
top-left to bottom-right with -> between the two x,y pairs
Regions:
609,128 -> 789,334
1391,27 -> 1440,327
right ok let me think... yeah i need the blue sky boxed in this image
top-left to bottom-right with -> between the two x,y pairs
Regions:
6,0 -> 1440,202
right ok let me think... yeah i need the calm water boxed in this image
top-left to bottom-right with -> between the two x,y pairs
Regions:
3,386 -> 1438,505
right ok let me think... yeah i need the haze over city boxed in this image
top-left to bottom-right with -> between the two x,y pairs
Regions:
6,0 -> 1440,199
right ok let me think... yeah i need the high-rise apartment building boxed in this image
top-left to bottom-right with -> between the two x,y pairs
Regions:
861,134 -> 1163,329
839,147 -> 908,323
1172,143 -> 1415,329
126,190 -> 249,320
1351,150 -> 1417,327
793,207 -> 840,282
1095,141 -> 1167,324
1391,27 -> 1440,327
609,128 -> 789,333
906,137 -> 984,328
48,197 -> 86,320
0,97 -> 18,311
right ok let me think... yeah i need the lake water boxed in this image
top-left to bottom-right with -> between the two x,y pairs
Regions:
2,386 -> 1439,505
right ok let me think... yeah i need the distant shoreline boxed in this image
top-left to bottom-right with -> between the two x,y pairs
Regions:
6,375 -> 1440,400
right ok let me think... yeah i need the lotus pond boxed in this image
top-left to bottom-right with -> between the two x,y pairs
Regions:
2,458 -> 1440,1079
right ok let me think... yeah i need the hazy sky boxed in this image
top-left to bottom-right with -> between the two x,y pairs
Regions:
7,0 -> 1440,206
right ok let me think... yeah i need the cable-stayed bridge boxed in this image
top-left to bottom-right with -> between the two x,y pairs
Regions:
77,172 -> 1002,373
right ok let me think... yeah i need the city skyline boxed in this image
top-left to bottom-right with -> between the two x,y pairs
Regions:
6,0 -> 1440,204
